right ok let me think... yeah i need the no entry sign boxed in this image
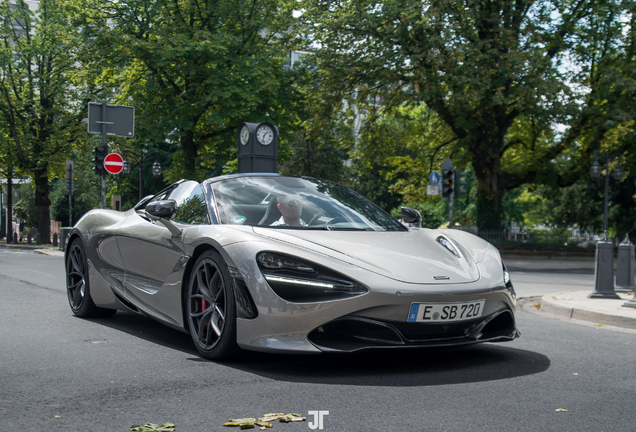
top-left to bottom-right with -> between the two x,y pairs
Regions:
104,153 -> 124,174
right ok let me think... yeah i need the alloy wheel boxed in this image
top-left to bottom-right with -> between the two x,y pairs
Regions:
67,241 -> 87,311
188,258 -> 228,351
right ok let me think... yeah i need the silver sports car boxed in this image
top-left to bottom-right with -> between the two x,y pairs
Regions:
65,173 -> 519,360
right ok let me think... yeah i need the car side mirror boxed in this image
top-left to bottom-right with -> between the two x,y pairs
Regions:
401,206 -> 422,228
134,194 -> 156,211
145,200 -> 177,219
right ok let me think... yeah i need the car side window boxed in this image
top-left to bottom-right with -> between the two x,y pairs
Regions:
170,183 -> 209,225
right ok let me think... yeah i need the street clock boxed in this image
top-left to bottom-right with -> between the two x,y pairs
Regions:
240,125 -> 250,145
237,122 -> 279,173
256,123 -> 275,145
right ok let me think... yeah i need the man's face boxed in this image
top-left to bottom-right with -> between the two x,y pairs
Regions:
277,197 -> 302,220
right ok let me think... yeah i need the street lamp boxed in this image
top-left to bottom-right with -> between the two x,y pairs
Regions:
151,160 -> 162,178
589,151 -> 624,238
589,151 -> 624,299
122,150 -> 162,201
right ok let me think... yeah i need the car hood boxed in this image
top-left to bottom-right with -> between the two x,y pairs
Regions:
251,227 -> 480,284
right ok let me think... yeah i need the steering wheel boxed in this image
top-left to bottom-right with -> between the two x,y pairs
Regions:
308,213 -> 327,226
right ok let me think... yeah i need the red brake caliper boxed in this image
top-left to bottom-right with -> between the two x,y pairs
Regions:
202,299 -> 209,329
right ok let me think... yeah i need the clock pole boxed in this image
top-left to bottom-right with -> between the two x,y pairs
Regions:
237,122 -> 279,173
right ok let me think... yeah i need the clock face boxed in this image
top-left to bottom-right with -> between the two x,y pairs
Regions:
256,124 -> 274,146
240,125 -> 249,145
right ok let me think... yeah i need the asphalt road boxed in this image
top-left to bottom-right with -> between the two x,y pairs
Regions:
510,271 -> 595,299
1,249 -> 635,432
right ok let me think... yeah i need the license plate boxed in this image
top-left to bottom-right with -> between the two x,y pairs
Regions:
407,300 -> 485,323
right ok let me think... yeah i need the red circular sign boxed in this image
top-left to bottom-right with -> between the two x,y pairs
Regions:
104,153 -> 124,174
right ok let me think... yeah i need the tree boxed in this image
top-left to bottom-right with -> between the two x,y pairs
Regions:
278,78 -> 356,182
80,0 -> 307,181
0,0 -> 84,243
302,0 -> 635,230
50,151 -> 101,226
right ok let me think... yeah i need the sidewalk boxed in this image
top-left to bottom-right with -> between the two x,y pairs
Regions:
500,253 -> 636,330
502,253 -> 597,273
540,291 -> 636,330
0,243 -> 65,256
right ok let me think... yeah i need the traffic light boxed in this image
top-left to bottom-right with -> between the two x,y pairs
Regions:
454,169 -> 467,198
65,160 -> 74,196
93,146 -> 106,175
441,169 -> 454,199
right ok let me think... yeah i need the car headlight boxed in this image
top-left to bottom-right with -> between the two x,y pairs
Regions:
257,252 -> 368,303
502,261 -> 516,299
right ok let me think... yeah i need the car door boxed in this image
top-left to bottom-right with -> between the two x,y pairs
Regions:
117,180 -> 207,327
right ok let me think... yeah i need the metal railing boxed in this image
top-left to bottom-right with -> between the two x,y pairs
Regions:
457,228 -> 613,252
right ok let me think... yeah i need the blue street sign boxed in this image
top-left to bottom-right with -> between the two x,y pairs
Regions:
430,171 -> 440,185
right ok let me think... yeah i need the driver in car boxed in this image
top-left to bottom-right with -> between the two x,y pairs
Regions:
271,196 -> 308,227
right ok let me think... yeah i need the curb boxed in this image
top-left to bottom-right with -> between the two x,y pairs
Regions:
540,292 -> 636,330
0,243 -> 59,250
34,249 -> 65,257
507,266 -> 595,274
0,244 -> 64,256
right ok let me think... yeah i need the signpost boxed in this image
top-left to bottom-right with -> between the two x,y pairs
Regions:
441,159 -> 454,228
429,172 -> 440,185
88,102 -> 135,208
427,171 -> 440,196
87,103 -> 135,137
65,160 -> 74,227
104,153 -> 124,174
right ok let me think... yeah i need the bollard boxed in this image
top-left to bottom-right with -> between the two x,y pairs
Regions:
53,233 -> 58,248
36,232 -> 41,246
624,292 -> 636,308
615,234 -> 635,293
589,237 -> 621,299
13,232 -> 18,244
59,227 -> 71,251
27,233 -> 31,245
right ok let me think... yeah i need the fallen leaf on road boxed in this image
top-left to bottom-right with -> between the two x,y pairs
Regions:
259,414 -> 283,422
129,423 -> 176,432
555,408 -> 568,412
223,418 -> 256,428
279,414 -> 306,422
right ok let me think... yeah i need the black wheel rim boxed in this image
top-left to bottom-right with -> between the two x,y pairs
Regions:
188,258 -> 227,351
66,242 -> 86,311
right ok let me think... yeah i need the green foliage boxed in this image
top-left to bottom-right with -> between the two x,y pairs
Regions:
344,103 -> 465,214
13,183 -> 36,228
391,201 -> 446,229
79,0 -> 307,180
0,0 -> 87,242
173,196 -> 208,225
522,171 -> 636,239
50,156 -> 100,226
105,140 -> 174,210
301,0 -> 636,230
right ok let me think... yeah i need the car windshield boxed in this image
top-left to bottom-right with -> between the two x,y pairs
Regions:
208,176 -> 407,231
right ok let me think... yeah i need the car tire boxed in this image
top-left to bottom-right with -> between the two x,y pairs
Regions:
66,238 -> 116,318
186,250 -> 240,360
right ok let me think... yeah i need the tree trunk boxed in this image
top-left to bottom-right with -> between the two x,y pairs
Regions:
470,133 -> 504,231
34,171 -> 51,244
181,130 -> 197,177
6,175 -> 13,243
476,186 -> 502,232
